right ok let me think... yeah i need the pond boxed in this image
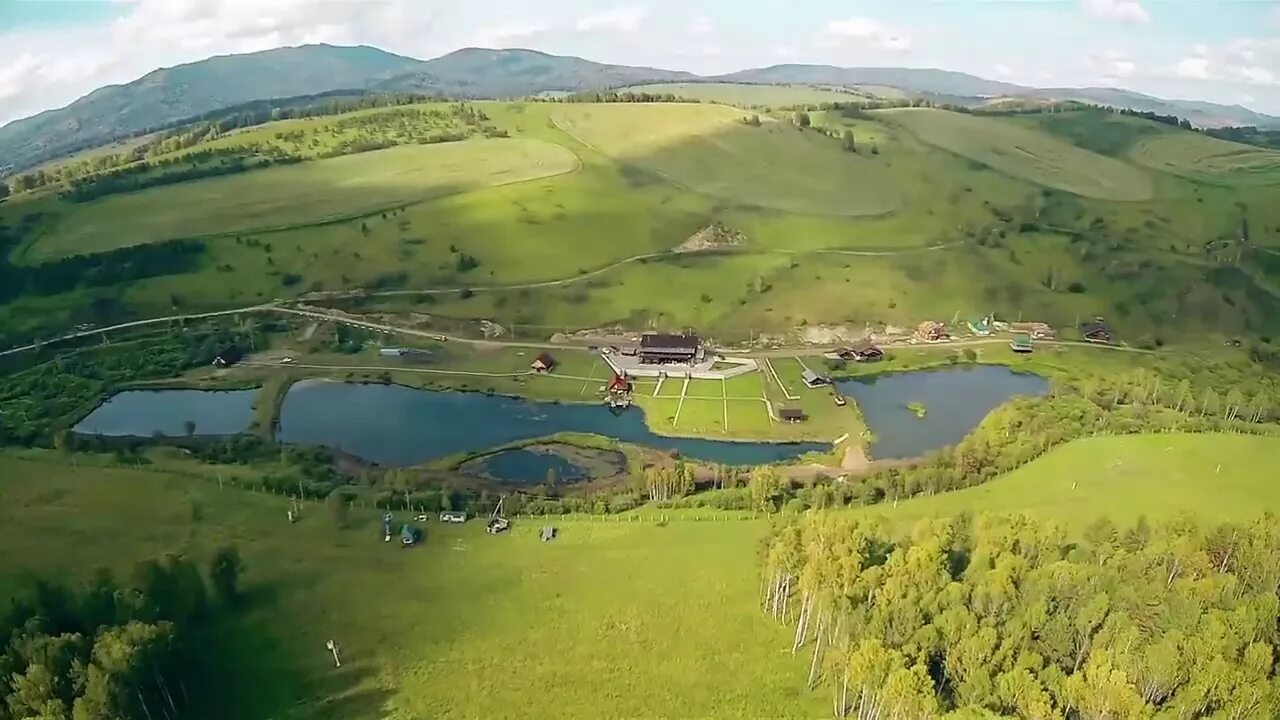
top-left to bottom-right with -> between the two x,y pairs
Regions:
838,365 -> 1049,459
73,389 -> 258,438
457,443 -> 628,485
276,381 -> 826,467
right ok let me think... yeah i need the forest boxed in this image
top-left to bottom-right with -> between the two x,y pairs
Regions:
0,547 -> 246,720
761,511 -> 1280,718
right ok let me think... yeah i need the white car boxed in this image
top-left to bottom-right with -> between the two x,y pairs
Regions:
280,357 -> 295,364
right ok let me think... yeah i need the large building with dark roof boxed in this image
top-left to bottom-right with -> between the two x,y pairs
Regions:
638,333 -> 702,365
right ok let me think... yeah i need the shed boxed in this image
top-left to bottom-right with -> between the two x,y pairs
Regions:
379,348 -> 407,357
779,408 -> 807,423
211,345 -> 243,368
802,369 -> 831,388
531,352 -> 556,372
1009,334 -> 1034,353
1081,321 -> 1114,344
607,374 -> 632,394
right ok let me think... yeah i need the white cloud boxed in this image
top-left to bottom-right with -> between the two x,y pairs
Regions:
700,44 -> 722,57
823,17 -> 912,52
575,7 -> 646,34
1236,65 -> 1277,85
1175,56 -> 1211,79
1082,0 -> 1150,24
472,22 -> 550,48
688,16 -> 714,36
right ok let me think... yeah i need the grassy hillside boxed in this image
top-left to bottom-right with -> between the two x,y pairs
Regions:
1130,132 -> 1280,186
27,139 -> 578,258
879,107 -> 1156,200
855,433 -> 1280,528
0,453 -> 817,720
551,103 -> 901,216
619,82 -> 868,106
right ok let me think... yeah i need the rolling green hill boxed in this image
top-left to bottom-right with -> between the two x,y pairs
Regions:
853,433 -> 1280,528
1130,132 -> 1280,186
879,107 -> 1156,200
617,82 -> 870,106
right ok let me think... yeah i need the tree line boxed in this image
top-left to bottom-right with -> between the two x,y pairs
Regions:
0,547 -> 245,720
0,223 -> 205,305
761,511 -> 1280,718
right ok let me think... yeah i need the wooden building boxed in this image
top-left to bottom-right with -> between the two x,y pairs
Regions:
531,352 -> 556,372
779,408 -> 808,423
1081,321 -> 1114,344
638,333 -> 701,365
838,342 -> 884,362
802,369 -> 831,388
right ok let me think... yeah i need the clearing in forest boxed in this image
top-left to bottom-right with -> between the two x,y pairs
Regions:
27,138 -> 580,259
551,103 -> 901,217
1129,133 -> 1280,186
879,107 -> 1155,201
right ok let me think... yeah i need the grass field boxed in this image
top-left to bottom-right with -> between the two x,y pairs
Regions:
0,453 -> 819,719
27,138 -> 579,259
1129,132 -> 1280,186
619,82 -> 869,106
854,433 -> 1280,528
879,107 -> 1156,200
551,103 -> 902,216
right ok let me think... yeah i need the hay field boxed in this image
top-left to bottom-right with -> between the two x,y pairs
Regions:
27,138 -> 579,259
1129,132 -> 1280,186
880,107 -> 1155,200
551,103 -> 901,216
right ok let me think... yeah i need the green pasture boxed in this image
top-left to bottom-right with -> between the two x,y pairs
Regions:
685,377 -> 726,398
551,103 -> 902,216
26,139 -> 579,259
878,107 -> 1156,200
853,433 -> 1280,528
1129,132 -> 1280,186
619,82 -> 868,107
0,453 -> 818,720
674,398 -> 727,433
725,370 -> 767,398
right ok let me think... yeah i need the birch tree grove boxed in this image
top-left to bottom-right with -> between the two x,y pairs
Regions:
760,512 -> 1280,719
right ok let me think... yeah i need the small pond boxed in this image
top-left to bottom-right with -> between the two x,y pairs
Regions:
276,381 -> 825,467
458,443 -> 628,485
838,365 -> 1049,459
73,389 -> 257,438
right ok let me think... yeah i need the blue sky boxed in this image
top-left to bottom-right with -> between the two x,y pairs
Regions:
1,0 -> 1279,126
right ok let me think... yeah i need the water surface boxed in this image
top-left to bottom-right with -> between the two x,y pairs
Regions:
838,365 -> 1049,459
74,389 -> 257,437
277,382 -> 825,466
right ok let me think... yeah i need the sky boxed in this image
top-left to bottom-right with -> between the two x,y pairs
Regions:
1,0 -> 1279,127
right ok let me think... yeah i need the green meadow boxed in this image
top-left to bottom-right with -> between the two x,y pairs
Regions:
5,100 -> 1280,346
3,431 -> 1278,717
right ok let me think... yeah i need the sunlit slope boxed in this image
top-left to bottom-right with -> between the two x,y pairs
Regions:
1130,132 -> 1280,186
551,103 -> 901,216
880,107 -> 1156,200
28,138 -> 579,259
853,433 -> 1280,528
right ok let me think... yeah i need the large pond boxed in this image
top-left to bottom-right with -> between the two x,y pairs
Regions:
838,365 -> 1049,459
276,381 -> 826,467
73,389 -> 257,437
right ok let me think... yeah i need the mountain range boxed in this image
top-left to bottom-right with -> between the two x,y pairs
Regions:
3,44 -> 1277,174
